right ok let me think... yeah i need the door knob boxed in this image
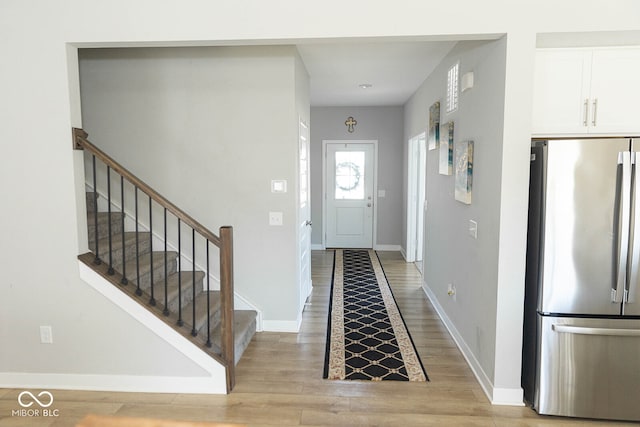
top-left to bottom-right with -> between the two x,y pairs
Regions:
305,220 -> 313,226
367,203 -> 372,207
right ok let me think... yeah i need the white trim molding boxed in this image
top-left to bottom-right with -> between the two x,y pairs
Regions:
0,372 -> 224,395
422,282 -> 524,406
374,244 -> 402,252
262,319 -> 302,333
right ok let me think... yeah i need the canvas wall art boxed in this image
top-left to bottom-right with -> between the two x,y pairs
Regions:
439,121 -> 454,175
428,101 -> 440,151
455,140 -> 474,204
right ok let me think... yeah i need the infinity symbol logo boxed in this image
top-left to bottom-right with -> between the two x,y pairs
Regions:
18,391 -> 54,408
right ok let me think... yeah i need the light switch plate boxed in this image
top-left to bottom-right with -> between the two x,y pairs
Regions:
40,325 -> 53,344
271,180 -> 287,193
469,220 -> 478,239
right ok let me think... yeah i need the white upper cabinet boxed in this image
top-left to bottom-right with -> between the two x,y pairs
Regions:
532,47 -> 640,136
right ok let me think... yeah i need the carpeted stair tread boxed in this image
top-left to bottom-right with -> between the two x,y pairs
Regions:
152,270 -> 207,313
123,251 -> 178,290
86,192 -> 97,213
210,310 -> 257,364
87,212 -> 125,242
92,232 -> 151,268
181,290 -> 222,335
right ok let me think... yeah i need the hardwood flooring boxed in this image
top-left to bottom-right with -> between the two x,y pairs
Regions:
0,251 -> 633,426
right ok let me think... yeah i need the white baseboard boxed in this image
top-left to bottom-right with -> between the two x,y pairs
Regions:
492,387 -> 524,406
0,372 -> 226,395
421,282 -> 524,406
374,244 -> 402,251
312,244 -> 401,252
262,318 -> 302,333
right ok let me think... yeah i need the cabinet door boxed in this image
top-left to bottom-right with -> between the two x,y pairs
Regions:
590,48 -> 640,135
532,49 -> 591,136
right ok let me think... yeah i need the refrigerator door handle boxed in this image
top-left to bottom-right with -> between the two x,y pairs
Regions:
552,324 -> 640,337
613,151 -> 631,303
628,151 -> 640,306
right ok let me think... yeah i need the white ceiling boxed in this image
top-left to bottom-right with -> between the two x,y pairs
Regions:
296,40 -> 457,107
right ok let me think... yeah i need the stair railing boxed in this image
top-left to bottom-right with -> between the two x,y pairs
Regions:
73,128 -> 236,391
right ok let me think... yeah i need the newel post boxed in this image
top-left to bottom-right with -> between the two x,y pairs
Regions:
219,225 -> 235,392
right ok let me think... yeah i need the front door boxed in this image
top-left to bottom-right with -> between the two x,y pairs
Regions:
325,141 -> 375,248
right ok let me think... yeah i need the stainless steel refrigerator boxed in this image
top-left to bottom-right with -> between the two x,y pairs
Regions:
522,138 -> 640,422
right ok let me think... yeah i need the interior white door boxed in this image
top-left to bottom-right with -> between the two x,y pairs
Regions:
299,118 -> 312,307
406,133 -> 427,268
325,142 -> 375,248
414,135 -> 426,265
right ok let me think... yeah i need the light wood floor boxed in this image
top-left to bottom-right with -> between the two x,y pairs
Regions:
0,251 -> 633,426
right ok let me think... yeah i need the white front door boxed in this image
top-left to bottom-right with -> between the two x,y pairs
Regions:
298,118 -> 312,307
325,141 -> 375,248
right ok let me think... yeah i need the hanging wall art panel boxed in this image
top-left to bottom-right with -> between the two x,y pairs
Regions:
455,140 -> 474,204
428,101 -> 440,151
439,121 -> 454,175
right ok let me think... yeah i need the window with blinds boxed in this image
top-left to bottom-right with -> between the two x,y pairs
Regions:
447,62 -> 459,113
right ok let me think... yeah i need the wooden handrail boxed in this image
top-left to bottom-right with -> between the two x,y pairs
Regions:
73,128 -> 221,247
73,127 -> 236,391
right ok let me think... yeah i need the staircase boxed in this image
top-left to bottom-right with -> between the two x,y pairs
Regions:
74,128 -> 256,392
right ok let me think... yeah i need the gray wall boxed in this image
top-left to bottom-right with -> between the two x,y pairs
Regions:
404,39 -> 507,385
310,106 -> 404,248
79,46 -> 308,327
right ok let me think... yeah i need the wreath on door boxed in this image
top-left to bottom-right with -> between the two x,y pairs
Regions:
336,161 -> 361,191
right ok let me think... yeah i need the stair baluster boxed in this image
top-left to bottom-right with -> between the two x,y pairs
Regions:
191,229 -> 197,337
163,208 -> 169,316
120,176 -> 128,285
106,166 -> 114,275
135,187 -> 142,296
177,218 -> 183,327
148,195 -> 155,306
92,155 -> 101,265
206,241 -> 212,348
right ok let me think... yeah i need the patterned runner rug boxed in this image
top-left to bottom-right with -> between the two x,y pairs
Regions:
323,249 -> 428,381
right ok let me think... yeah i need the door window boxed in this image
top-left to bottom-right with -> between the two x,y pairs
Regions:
335,151 -> 365,200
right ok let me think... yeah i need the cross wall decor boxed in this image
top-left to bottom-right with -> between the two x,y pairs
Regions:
345,116 -> 357,133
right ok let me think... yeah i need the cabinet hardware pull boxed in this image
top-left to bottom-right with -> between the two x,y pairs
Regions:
583,99 -> 589,127
592,98 -> 598,126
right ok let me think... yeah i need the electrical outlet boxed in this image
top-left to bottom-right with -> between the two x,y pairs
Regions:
269,211 -> 283,226
40,326 -> 53,344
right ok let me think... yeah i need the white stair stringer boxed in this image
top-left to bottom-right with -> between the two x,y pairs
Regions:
78,261 -> 228,394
